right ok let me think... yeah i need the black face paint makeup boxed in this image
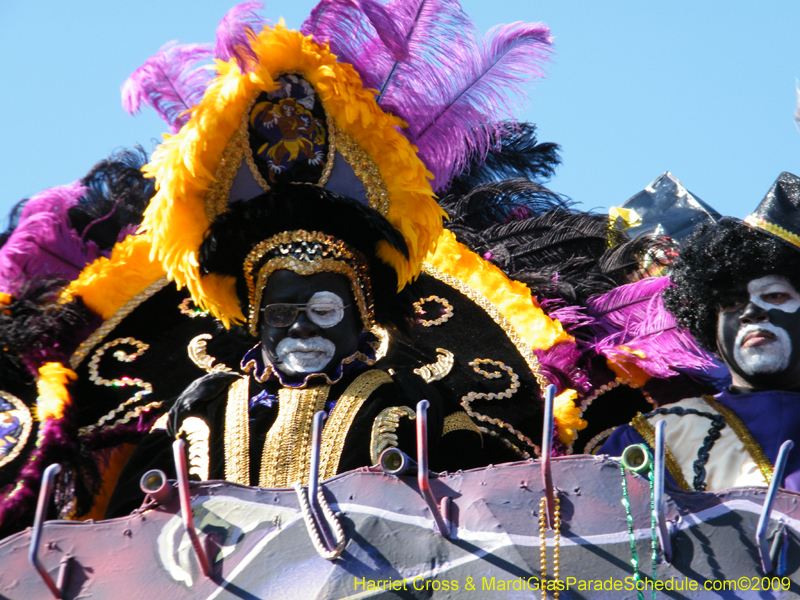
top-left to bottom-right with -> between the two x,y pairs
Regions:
260,270 -> 361,381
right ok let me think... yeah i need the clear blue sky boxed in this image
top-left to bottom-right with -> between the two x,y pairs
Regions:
2,1 -> 799,225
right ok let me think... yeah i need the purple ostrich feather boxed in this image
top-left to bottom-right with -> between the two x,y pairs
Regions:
214,1 -> 267,71
304,0 -> 552,192
0,182 -> 101,297
583,276 -> 719,380
122,42 -> 213,133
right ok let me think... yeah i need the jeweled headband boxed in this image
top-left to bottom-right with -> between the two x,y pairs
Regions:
243,230 -> 374,337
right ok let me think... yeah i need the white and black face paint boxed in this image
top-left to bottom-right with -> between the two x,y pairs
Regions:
274,336 -> 337,373
733,322 -> 792,375
717,274 -> 800,388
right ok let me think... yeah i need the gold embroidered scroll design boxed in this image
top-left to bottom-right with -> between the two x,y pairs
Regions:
80,337 -> 160,436
369,406 -> 416,465
413,348 -> 455,383
179,417 -> 211,481
188,334 -> 234,374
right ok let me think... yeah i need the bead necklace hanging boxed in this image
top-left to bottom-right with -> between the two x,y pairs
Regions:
538,494 -> 561,599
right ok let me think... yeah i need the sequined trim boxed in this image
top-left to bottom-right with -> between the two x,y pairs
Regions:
463,358 -> 520,401
413,348 -> 454,383
369,405 -> 415,465
259,385 -> 330,488
424,265 -> 547,389
69,278 -> 170,370
319,370 -> 393,478
0,391 -> 33,469
414,295 -> 454,327
442,412 -> 480,437
335,129 -> 390,216
243,230 -> 374,336
178,298 -> 210,319
179,417 -> 210,481
205,120 -> 248,220
79,337 -> 158,436
701,394 -> 774,484
424,265 -> 547,455
630,413 -> 690,491
566,377 -> 655,455
480,426 -> 529,459
224,376 -> 251,485
583,426 -> 618,455
188,334 -> 234,374
744,215 -> 800,249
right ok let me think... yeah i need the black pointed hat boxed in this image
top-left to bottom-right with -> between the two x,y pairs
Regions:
744,171 -> 800,251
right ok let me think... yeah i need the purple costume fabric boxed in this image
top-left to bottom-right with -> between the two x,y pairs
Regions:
601,388 -> 800,492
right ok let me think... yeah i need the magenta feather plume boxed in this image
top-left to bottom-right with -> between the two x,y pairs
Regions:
0,182 -> 103,297
302,0 -> 408,90
214,1 -> 266,72
583,277 -> 717,380
122,42 -> 213,133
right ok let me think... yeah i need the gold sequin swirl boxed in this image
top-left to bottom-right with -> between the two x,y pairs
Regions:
80,337 -> 156,436
188,334 -> 234,374
413,348 -> 455,383
414,295 -> 454,327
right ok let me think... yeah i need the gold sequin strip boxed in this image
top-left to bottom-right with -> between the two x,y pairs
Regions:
320,370 -> 393,478
745,215 -> 800,249
702,394 -> 774,484
188,334 -> 233,374
205,123 -> 247,220
79,337 -> 156,436
369,405 -> 416,465
259,385 -> 330,488
0,390 -> 33,469
413,348 -> 454,383
179,417 -> 210,481
480,426 -> 529,459
335,129 -> 390,216
224,376 -> 251,485
414,295 -> 454,327
582,426 -> 620,455
442,412 -> 480,437
630,413 -> 690,491
69,278 -> 170,370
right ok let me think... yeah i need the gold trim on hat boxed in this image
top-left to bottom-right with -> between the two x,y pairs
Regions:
744,215 -> 800,249
243,230 -> 374,336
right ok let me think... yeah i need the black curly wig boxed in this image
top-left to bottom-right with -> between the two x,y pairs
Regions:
662,218 -> 800,351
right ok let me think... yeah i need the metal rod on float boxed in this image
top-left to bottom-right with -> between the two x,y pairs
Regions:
28,463 -> 64,599
756,439 -> 794,574
416,399 -> 450,537
173,439 -> 212,577
541,384 -> 556,529
654,420 -> 673,562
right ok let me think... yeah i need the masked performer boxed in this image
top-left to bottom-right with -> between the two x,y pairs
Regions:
602,172 -> 800,492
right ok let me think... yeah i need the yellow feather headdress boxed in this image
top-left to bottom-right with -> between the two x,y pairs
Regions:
140,24 -> 445,326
